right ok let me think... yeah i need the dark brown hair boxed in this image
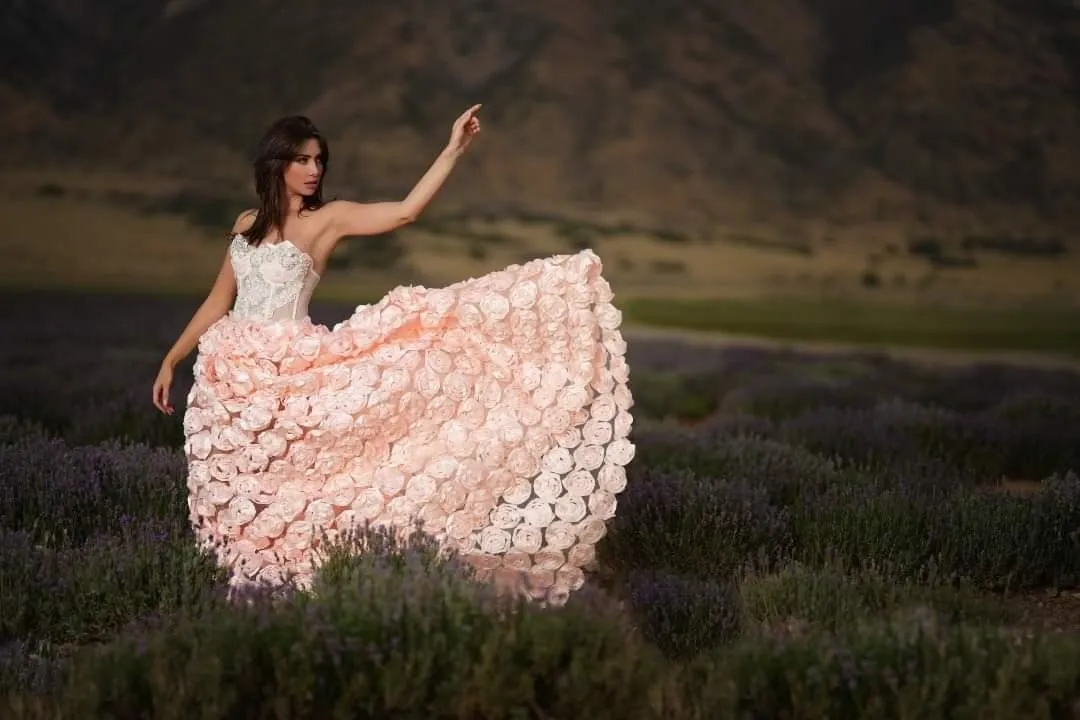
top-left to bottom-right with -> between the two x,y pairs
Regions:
242,115 -> 330,245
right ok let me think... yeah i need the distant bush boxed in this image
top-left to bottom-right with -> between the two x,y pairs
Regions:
907,237 -> 977,268
650,259 -> 686,275
906,237 -> 947,259
555,221 -> 597,251
154,190 -> 246,233
778,400 -> 1014,479
718,376 -> 878,421
961,234 -> 1066,257
331,232 -> 406,270
721,233 -> 813,256
34,183 -> 66,198
653,229 -> 691,244
467,238 -> 488,259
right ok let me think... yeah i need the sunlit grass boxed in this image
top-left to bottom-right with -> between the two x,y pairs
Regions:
3,279 -> 1079,358
622,296 -> 1080,356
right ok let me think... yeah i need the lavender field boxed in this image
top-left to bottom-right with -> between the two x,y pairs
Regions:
4,292 -> 1080,717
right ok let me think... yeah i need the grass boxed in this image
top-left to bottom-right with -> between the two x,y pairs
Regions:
3,293 -> 1080,715
4,173 -> 1080,305
622,297 -> 1080,356
4,281 -> 1078,359
2,176 -> 1080,362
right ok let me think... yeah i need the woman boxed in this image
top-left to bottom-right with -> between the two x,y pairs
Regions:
152,106 -> 635,604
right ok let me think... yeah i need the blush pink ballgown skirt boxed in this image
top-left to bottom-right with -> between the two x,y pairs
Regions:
182,250 -> 634,604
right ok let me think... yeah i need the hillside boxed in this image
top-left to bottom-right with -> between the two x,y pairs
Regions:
3,0 -> 1080,235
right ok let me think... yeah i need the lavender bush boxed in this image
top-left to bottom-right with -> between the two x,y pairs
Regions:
3,292 -> 1080,716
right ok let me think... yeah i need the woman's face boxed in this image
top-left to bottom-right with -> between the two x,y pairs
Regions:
284,138 -> 324,198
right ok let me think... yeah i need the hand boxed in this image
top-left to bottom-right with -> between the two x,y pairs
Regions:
152,363 -> 175,415
446,104 -> 482,155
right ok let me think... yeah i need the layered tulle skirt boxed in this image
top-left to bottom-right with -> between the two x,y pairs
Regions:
182,250 -> 634,604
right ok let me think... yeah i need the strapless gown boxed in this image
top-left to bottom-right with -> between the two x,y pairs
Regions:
183,233 -> 635,604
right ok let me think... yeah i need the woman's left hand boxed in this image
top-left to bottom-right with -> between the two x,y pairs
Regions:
447,104 -> 482,155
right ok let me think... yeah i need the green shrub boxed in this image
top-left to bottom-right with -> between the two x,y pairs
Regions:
739,563 -> 1014,634
629,371 -> 721,420
0,525 -> 226,648
635,432 -> 841,508
793,475 -> 1080,590
601,468 -> 794,578
625,570 -> 742,658
683,613 -> 1080,718
22,530 -> 670,720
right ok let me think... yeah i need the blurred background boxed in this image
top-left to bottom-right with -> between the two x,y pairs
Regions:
2,0 -> 1080,355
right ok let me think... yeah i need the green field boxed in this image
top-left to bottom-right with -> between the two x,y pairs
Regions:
6,278 -> 1079,361
622,297 -> 1080,357
6,292 -> 1080,716
3,173 -> 1080,363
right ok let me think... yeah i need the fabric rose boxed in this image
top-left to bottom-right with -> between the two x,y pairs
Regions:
512,524 -> 543,554
405,473 -> 437,504
182,248 -> 636,608
590,394 -> 617,422
208,454 -> 239,482
563,469 -> 595,496
598,464 -> 627,493
479,526 -> 511,554
501,480 -> 533,506
542,447 -> 574,475
522,499 -> 555,527
506,447 -> 539,478
567,543 -> 596,568
605,438 -> 635,466
575,517 -> 607,545
555,426 -> 582,450
554,495 -> 587,523
534,548 -> 565,571
509,280 -> 538,309
588,491 -> 617,520
573,444 -> 605,472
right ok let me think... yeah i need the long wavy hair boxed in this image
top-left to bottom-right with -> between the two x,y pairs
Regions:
242,115 -> 330,245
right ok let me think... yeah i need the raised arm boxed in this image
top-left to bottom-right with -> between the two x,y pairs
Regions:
327,104 -> 482,238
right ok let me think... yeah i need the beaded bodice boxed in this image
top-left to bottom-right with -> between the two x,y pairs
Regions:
228,234 -> 321,322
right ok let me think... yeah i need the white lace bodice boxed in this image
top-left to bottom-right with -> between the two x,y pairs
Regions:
229,234 -> 321,322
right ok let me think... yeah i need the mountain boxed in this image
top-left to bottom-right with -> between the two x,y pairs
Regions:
4,0 -> 1080,235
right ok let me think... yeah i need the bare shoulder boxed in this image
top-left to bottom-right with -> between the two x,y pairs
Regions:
318,200 -> 354,237
320,200 -> 350,221
231,209 -> 258,235
322,199 -> 373,218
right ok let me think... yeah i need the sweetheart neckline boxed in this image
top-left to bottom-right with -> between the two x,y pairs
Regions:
233,234 -> 322,279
